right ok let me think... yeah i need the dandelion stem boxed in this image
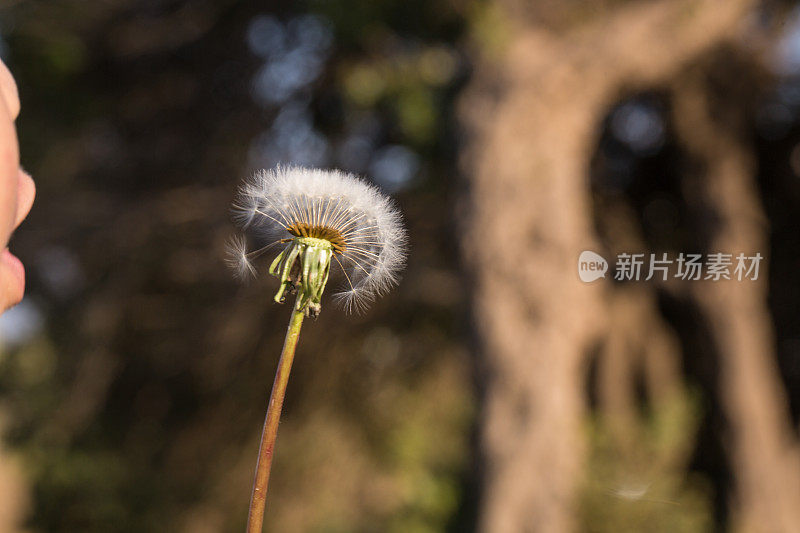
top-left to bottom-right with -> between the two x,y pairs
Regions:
246,299 -> 305,533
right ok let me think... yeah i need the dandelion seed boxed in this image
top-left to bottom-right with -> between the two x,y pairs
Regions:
225,235 -> 257,280
607,482 -> 679,506
609,483 -> 650,501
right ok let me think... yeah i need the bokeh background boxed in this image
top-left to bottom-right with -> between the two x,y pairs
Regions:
1,0 -> 800,532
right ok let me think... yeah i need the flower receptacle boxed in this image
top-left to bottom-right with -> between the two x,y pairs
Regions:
269,237 -> 333,317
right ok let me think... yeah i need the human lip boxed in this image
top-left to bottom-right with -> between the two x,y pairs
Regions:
1,247 -> 25,299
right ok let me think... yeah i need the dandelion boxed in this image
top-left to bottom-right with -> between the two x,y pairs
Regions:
228,166 -> 407,533
231,165 -> 407,315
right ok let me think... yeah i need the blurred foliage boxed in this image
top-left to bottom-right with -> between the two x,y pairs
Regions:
0,0 -> 475,531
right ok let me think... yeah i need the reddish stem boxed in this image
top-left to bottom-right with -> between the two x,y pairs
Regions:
246,304 -> 305,533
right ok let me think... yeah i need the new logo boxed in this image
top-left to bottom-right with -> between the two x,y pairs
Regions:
578,251 -> 608,282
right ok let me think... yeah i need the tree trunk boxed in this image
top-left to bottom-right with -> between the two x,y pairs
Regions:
672,67 -> 800,532
458,1 -> 772,531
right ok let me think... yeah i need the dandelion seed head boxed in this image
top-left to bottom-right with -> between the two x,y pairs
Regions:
230,165 -> 407,312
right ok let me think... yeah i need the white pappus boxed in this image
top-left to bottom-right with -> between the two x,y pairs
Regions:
228,166 -> 408,314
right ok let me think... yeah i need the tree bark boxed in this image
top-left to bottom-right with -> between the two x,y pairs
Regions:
459,1 -> 760,531
671,68 -> 800,533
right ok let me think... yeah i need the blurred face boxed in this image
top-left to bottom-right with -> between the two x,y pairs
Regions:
0,60 -> 35,313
